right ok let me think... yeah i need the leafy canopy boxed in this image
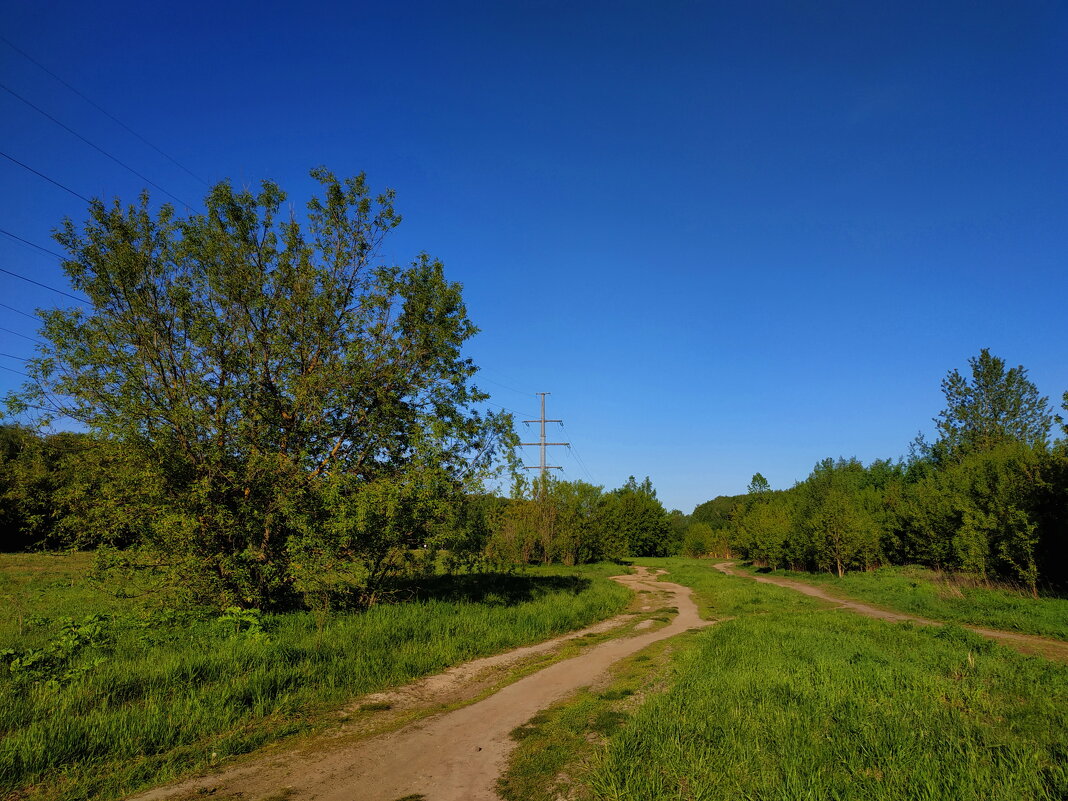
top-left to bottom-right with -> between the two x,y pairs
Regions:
934,348 -> 1053,459
8,169 -> 513,608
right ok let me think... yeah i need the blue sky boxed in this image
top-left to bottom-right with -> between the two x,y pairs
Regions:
1,1 -> 1065,513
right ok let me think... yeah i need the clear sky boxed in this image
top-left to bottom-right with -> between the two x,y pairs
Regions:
1,1 -> 1065,513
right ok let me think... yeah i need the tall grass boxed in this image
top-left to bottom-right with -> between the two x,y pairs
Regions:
0,556 -> 631,801
588,613 -> 1068,800
741,563 -> 1068,640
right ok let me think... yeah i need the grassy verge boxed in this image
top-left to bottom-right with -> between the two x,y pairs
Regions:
0,554 -> 632,801
736,562 -> 1068,640
499,632 -> 700,801
501,558 -> 1068,801
632,557 -> 831,618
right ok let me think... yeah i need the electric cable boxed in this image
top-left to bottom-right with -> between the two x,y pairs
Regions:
0,260 -> 88,303
1,35 -> 210,187
0,301 -> 41,321
0,327 -> 42,344
0,150 -> 92,203
0,227 -> 66,260
0,81 -> 197,209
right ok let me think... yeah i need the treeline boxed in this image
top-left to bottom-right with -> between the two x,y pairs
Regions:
685,350 -> 1068,593
1,170 -> 521,611
0,427 -> 152,552
486,475 -> 674,565
0,437 -> 674,568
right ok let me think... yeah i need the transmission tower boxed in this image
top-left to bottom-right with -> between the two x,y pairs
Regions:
521,392 -> 569,487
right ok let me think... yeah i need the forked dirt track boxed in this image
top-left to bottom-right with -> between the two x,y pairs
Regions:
714,561 -> 1068,662
132,566 -> 713,801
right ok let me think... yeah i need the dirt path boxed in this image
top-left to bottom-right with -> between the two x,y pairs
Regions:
714,561 -> 1068,662
132,566 -> 712,801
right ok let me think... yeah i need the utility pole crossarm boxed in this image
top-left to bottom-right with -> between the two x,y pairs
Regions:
520,392 -> 569,482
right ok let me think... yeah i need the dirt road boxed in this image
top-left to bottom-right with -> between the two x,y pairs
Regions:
714,561 -> 1068,662
133,565 -> 712,801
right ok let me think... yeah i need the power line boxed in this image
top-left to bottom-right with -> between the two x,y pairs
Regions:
0,302 -> 40,321
566,442 -> 597,483
0,227 -> 66,260
0,351 -> 31,361
0,363 -> 28,377
0,150 -> 92,203
478,374 -> 532,397
484,399 -> 538,420
0,35 -> 210,188
0,81 -> 197,209
0,261 -> 87,303
0,326 -> 42,344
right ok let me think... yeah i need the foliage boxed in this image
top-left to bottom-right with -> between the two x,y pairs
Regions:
933,347 -> 1054,460
746,471 -> 771,495
0,614 -> 111,687
691,350 -> 1068,589
486,475 -> 673,566
5,171 -> 513,608
602,476 -> 672,558
680,522 -> 715,557
0,426 -> 159,552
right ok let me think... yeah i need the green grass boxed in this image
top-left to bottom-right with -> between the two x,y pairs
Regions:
0,554 -> 632,801
499,632 -> 697,801
0,552 -> 129,642
738,563 -> 1068,640
501,558 -> 1068,801
588,614 -> 1068,800
633,557 -> 832,618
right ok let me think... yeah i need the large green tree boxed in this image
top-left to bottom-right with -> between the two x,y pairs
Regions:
603,475 -> 672,558
8,170 -> 512,608
934,348 -> 1053,459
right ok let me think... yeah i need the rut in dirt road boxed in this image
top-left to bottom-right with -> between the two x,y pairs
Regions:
714,561 -> 1068,662
132,566 -> 713,801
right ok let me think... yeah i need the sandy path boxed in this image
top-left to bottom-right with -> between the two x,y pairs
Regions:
132,566 -> 712,801
714,561 -> 1068,662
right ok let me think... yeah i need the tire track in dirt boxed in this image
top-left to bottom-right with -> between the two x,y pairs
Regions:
714,561 -> 1068,662
132,565 -> 713,801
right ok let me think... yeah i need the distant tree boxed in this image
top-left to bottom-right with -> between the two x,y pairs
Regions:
797,458 -> 881,576
934,349 -> 1053,459
665,509 -> 689,555
553,479 -> 607,565
7,170 -> 513,608
0,425 -> 36,550
601,476 -> 671,558
737,499 -> 795,569
807,488 -> 878,577
747,472 -> 771,495
1060,391 -> 1068,440
486,476 -> 611,566
682,522 -> 714,557
691,495 -> 740,529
